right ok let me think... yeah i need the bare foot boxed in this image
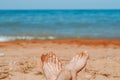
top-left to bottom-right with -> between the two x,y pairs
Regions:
41,52 -> 62,80
65,51 -> 89,80
65,51 -> 89,72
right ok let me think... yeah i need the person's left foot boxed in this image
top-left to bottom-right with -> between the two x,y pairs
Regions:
65,51 -> 89,73
41,52 -> 62,80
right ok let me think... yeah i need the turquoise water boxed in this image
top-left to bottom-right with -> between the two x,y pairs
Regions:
0,10 -> 120,41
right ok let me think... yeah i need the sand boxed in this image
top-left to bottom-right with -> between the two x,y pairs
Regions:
0,39 -> 120,80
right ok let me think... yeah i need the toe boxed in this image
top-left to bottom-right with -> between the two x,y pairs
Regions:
47,52 -> 55,63
52,54 -> 56,63
84,53 -> 89,60
41,54 -> 47,63
78,52 -> 84,58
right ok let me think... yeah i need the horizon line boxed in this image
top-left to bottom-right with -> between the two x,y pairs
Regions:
0,9 -> 120,10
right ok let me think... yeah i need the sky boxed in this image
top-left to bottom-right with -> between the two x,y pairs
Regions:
0,0 -> 120,9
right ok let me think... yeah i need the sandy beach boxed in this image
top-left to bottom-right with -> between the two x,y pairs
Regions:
0,39 -> 120,80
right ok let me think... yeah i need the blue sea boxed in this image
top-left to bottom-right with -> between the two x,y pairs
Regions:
0,10 -> 120,41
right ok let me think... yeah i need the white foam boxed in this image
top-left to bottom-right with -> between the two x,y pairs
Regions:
0,52 -> 5,57
0,36 -> 15,42
48,36 -> 55,39
0,36 -> 56,42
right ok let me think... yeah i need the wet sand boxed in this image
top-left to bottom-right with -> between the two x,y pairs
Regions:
0,39 -> 120,80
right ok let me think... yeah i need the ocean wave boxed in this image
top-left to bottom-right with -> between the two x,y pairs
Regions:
0,36 -> 56,42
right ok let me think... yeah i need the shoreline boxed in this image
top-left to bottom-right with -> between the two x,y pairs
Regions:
0,39 -> 120,46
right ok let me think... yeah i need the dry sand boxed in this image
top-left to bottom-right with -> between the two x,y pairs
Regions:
0,39 -> 120,80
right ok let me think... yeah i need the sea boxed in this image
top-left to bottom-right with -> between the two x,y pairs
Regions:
0,10 -> 120,42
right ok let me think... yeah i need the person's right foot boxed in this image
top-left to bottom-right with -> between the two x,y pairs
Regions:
41,52 -> 62,80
